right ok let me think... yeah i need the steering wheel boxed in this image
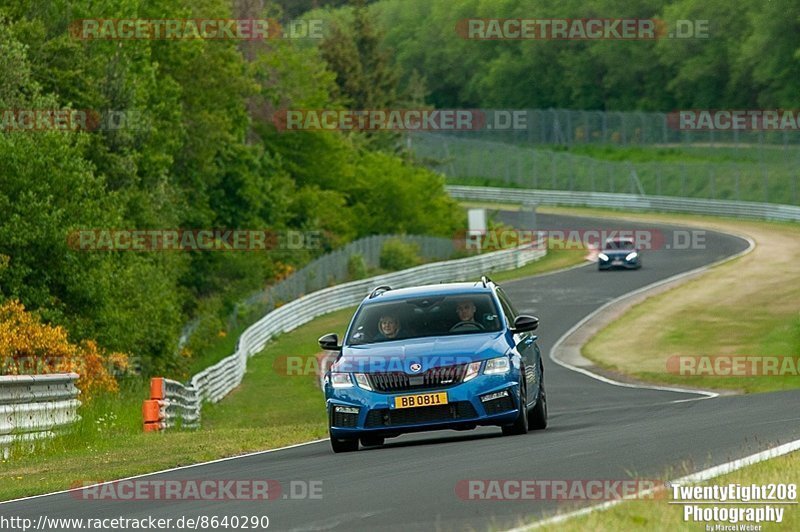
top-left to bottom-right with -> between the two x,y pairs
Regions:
449,321 -> 485,332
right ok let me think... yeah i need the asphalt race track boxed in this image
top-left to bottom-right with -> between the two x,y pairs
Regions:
4,213 -> 800,531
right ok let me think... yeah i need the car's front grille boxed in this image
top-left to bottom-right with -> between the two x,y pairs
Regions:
368,364 -> 467,393
365,402 -> 478,428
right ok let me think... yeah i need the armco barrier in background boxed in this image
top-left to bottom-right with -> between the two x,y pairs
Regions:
145,240 -> 546,431
446,185 -> 800,223
0,373 -> 81,457
142,377 -> 200,432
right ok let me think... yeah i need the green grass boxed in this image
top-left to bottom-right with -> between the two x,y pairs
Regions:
414,136 -> 800,204
559,143 -> 800,164
187,322 -> 248,375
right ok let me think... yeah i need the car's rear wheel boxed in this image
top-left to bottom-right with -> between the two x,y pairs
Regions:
528,377 -> 548,430
330,433 -> 359,453
502,375 -> 529,436
360,435 -> 385,447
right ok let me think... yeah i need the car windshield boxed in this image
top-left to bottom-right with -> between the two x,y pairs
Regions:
604,239 -> 635,250
346,293 -> 503,345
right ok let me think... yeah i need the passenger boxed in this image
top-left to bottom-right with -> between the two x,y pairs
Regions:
375,314 -> 401,340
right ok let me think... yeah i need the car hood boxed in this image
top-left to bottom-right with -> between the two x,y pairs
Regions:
336,332 -> 511,374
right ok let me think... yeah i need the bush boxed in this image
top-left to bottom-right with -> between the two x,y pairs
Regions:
347,254 -> 368,280
0,300 -> 128,401
379,239 -> 421,271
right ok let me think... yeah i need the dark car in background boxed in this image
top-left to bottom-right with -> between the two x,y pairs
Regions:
598,237 -> 642,270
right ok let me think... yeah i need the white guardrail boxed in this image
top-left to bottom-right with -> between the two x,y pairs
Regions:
446,185 -> 800,222
0,373 -> 81,456
145,240 -> 546,430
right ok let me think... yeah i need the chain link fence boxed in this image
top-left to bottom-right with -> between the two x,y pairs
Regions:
411,132 -> 800,206
236,234 -> 456,326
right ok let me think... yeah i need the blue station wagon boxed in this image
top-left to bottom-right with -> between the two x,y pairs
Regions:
319,277 -> 547,453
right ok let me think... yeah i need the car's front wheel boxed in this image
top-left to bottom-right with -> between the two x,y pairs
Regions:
502,375 -> 529,436
528,378 -> 548,430
330,432 -> 359,453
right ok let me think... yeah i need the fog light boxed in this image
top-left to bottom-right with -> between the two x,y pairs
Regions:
480,390 -> 510,402
334,406 -> 359,414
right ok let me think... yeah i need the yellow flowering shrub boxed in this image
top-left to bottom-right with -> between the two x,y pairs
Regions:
0,300 -> 128,400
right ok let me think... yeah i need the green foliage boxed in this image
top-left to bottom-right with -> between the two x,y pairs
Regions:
348,151 -> 463,236
321,1 -> 399,109
0,0 -> 463,375
347,253 -> 368,280
319,0 -> 404,150
376,0 -> 800,110
379,239 -> 421,270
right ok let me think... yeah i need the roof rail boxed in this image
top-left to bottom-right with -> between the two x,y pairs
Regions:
369,285 -> 392,299
480,276 -> 494,288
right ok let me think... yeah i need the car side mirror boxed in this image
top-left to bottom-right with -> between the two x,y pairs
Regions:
512,315 -> 539,332
318,333 -> 342,351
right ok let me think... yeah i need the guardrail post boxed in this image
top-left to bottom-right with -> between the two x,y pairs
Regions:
142,377 -> 165,432
150,377 -> 165,400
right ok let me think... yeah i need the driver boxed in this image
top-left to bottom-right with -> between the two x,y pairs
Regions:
454,300 -> 480,327
375,314 -> 401,340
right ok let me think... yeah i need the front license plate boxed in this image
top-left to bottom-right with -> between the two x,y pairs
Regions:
394,392 -> 448,409
612,259 -> 623,265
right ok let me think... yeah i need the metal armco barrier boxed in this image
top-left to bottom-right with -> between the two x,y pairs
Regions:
145,241 -> 546,431
0,373 -> 81,455
142,377 -> 201,431
446,185 -> 800,223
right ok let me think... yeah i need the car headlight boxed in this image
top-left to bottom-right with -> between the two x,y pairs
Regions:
463,361 -> 482,382
354,373 -> 372,390
484,356 -> 510,375
330,372 -> 353,388
598,253 -> 609,261
625,251 -> 638,261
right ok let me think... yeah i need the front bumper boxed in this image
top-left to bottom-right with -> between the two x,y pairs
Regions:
326,374 -> 523,438
598,255 -> 640,269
